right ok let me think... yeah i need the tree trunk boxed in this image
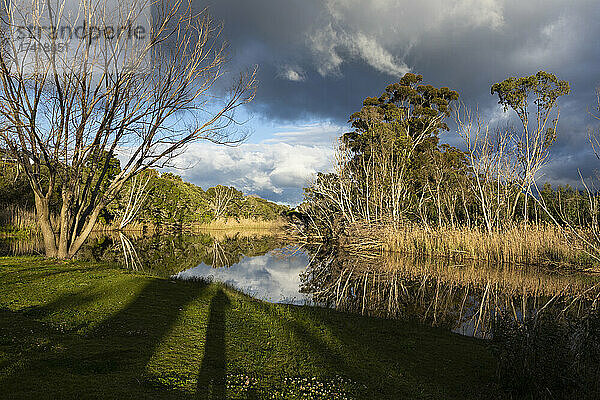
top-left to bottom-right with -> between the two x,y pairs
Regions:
34,194 -> 58,258
57,190 -> 73,259
67,205 -> 103,258
34,191 -> 102,259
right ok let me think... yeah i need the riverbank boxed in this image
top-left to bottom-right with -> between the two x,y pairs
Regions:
0,256 -> 494,399
0,209 -> 287,240
90,217 -> 288,236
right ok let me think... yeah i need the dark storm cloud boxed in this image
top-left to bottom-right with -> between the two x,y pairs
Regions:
189,0 -> 600,201
203,1 -> 597,114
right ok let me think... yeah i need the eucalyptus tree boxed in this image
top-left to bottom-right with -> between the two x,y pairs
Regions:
339,73 -> 460,224
302,74 -> 462,237
491,71 -> 570,222
0,0 -> 256,258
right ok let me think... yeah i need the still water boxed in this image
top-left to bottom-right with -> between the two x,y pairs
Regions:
2,231 -> 598,338
173,249 -> 311,304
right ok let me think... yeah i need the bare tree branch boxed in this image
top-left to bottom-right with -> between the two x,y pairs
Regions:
0,0 -> 257,258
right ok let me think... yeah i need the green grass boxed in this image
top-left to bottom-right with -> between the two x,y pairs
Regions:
0,257 -> 495,399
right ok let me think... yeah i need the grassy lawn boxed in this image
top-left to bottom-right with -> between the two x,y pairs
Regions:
0,257 -> 495,399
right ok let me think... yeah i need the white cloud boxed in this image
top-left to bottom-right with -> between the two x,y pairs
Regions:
450,0 -> 504,29
163,124 -> 338,204
175,250 -> 311,304
488,104 -> 512,126
351,33 -> 411,77
308,23 -> 345,76
278,65 -> 306,82
265,121 -> 342,146
309,25 -> 410,78
510,14 -> 578,70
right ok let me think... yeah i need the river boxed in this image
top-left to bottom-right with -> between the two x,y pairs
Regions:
2,230 -> 598,338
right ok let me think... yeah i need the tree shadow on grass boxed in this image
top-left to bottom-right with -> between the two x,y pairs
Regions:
290,304 -> 494,399
197,289 -> 230,399
0,278 -> 213,399
242,299 -> 490,399
242,300 -> 372,393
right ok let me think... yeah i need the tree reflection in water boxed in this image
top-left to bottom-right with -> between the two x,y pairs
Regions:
4,232 -> 599,339
91,232 -> 284,275
0,231 -> 284,276
300,246 -> 600,338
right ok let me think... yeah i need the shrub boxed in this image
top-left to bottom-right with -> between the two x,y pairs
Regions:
491,310 -> 600,399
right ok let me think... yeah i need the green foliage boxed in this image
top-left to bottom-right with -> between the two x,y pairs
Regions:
0,162 -> 33,208
491,71 -> 570,119
142,172 -> 209,225
491,71 -> 570,159
0,155 -> 62,211
343,72 -> 459,155
0,152 -> 122,224
97,171 -> 286,227
0,156 -> 286,230
302,73 -> 465,235
301,71 -> 582,236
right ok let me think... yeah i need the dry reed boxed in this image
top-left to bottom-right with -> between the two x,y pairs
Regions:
0,205 -> 48,235
189,217 -> 287,231
304,252 -> 600,337
340,223 -> 597,270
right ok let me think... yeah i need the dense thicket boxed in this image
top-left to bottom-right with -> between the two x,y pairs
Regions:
299,72 -> 586,238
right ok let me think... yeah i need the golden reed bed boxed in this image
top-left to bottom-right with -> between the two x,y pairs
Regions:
339,223 -> 598,271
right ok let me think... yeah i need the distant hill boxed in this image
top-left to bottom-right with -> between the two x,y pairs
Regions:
102,170 -> 288,227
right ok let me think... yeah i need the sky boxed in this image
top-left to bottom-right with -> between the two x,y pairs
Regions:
166,0 -> 600,205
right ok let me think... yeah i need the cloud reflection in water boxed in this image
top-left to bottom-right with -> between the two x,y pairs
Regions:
174,249 -> 310,305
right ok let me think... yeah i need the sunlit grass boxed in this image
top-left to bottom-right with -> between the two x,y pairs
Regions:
0,256 -> 495,399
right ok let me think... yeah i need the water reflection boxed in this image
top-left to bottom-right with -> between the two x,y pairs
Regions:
300,247 -> 600,338
0,234 -> 45,255
175,247 -> 310,304
82,231 -> 285,275
0,231 -> 284,274
3,232 -> 599,338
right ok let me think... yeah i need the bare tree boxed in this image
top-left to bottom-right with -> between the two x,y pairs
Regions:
119,173 -> 150,229
208,185 -> 237,219
0,0 -> 256,258
455,105 -> 521,232
491,71 -> 570,223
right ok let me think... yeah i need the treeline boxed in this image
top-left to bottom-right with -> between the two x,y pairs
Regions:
0,158 -> 287,231
102,170 -> 287,228
299,72 -> 599,239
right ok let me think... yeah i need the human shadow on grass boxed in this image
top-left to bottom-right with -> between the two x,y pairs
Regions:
196,289 -> 230,400
91,279 -> 211,371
